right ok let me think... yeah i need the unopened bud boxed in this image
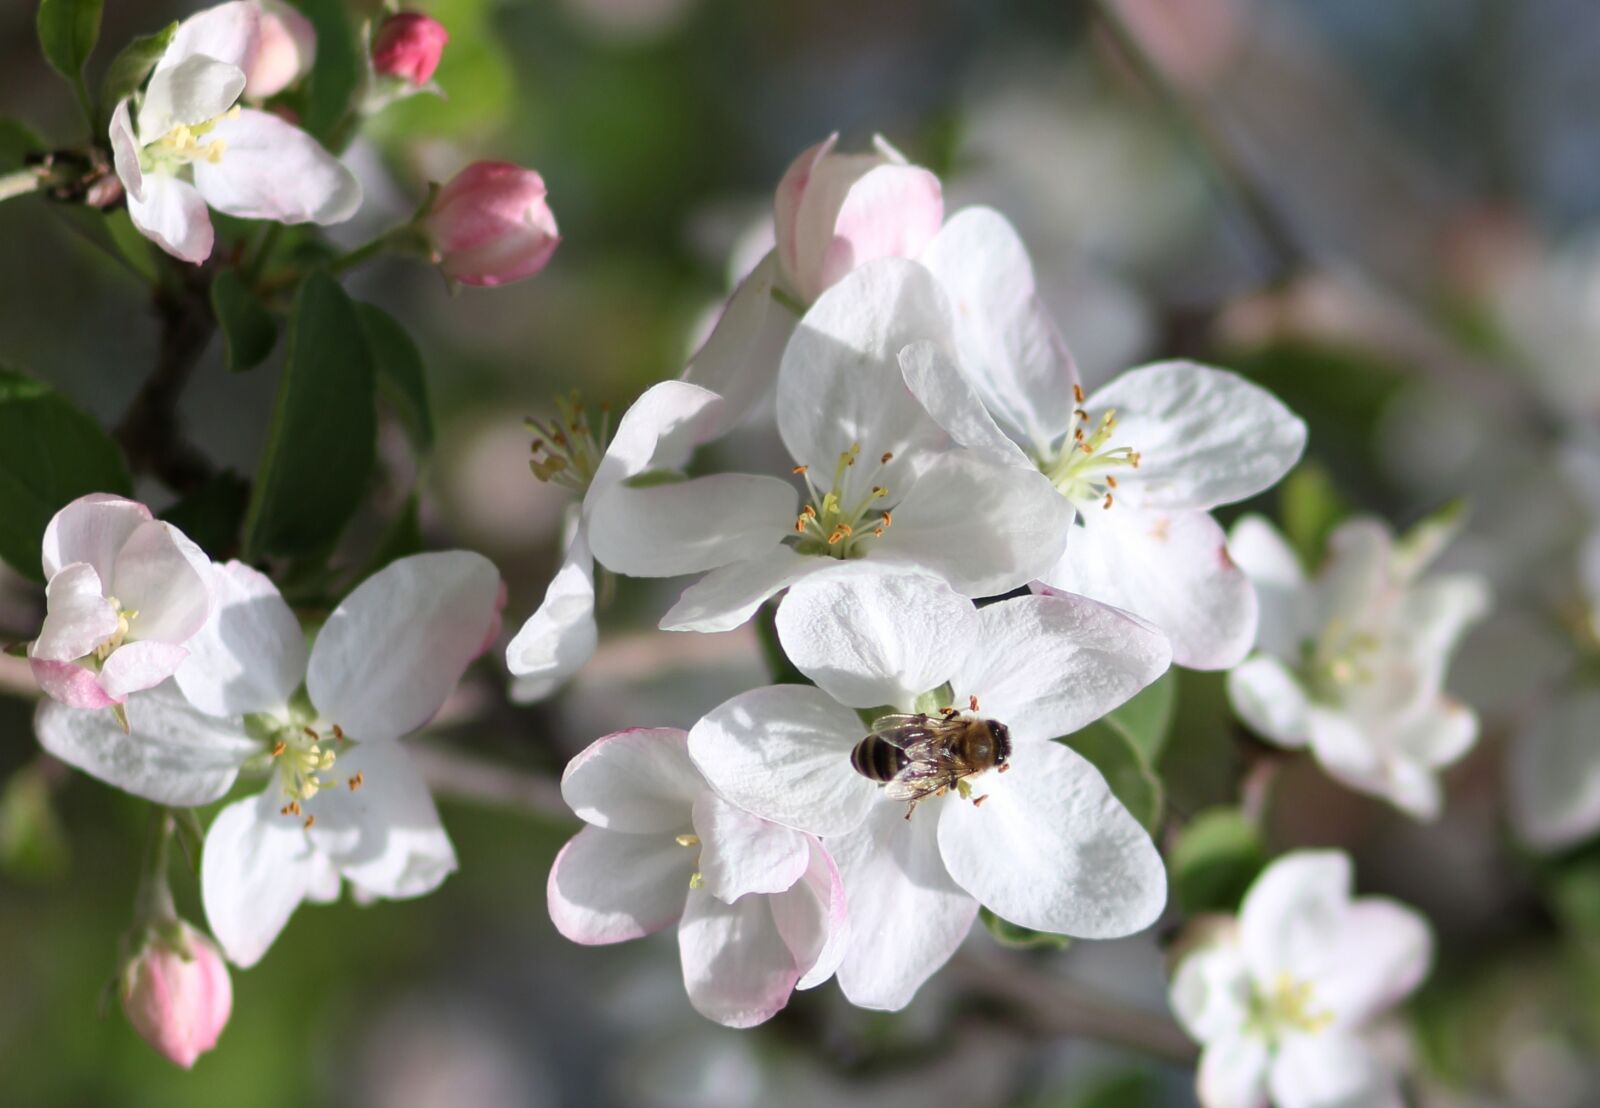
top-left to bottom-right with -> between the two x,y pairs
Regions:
246,0 -> 317,99
120,922 -> 232,1069
372,11 -> 449,87
423,162 -> 560,287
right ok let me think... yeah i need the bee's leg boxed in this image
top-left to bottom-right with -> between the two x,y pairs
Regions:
972,793 -> 989,808
903,799 -> 919,821
997,763 -> 1011,773
969,694 -> 980,712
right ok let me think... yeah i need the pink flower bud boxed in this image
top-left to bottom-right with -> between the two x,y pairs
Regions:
121,923 -> 232,1069
424,162 -> 561,287
246,1 -> 318,99
773,134 -> 944,303
372,11 -> 450,87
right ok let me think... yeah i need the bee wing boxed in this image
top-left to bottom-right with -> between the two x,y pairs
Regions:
866,714 -> 951,761
883,759 -> 951,803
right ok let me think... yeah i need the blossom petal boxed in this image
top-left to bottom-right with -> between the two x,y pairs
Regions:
1311,899 -> 1432,1029
99,641 -> 190,700
156,0 -> 262,75
692,793 -> 810,902
1085,362 -> 1307,511
1394,574 -> 1490,667
1197,1033 -> 1272,1108
175,560 -> 305,718
305,740 -> 456,899
137,55 -> 246,145
28,660 -> 116,709
307,551 -> 502,744
110,521 -> 212,644
774,135 -> 836,291
831,801 -> 977,1010
1227,514 -> 1307,661
41,493 -> 152,582
806,162 -> 944,301
681,253 -> 793,436
1305,709 -> 1390,802
1267,1033 -> 1401,1108
658,546 -> 820,633
1239,851 -> 1351,986
687,685 -> 875,838
1510,689 -> 1600,851
678,886 -> 800,1028
773,838 -> 849,990
127,173 -> 214,264
585,474 -> 796,578
775,563 -> 976,709
1227,656 -> 1312,748
32,563 -> 117,661
937,738 -> 1166,936
898,338 -> 1033,467
1170,938 -> 1251,1044
591,379 -> 725,493
874,450 -> 1072,597
193,109 -> 361,225
917,205 -> 1079,453
109,100 -> 143,203
1042,507 -> 1258,670
547,825 -> 692,944
34,683 -> 254,805
201,788 -> 324,967
951,593 -> 1172,745
506,531 -> 597,704
561,727 -> 702,833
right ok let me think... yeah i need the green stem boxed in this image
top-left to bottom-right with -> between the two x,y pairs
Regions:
0,168 -> 43,203
132,808 -> 178,932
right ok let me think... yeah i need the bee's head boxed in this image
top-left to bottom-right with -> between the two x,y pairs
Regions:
987,720 -> 1012,766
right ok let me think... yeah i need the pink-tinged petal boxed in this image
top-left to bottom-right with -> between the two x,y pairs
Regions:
109,100 -> 144,204
120,921 -> 232,1070
127,173 -> 215,264
1084,362 -> 1307,512
506,532 -> 596,704
773,838 -> 849,989
34,683 -> 254,804
1197,1032 -> 1272,1108
99,641 -> 190,701
41,493 -> 152,582
244,0 -> 316,99
1170,938 -> 1251,1044
591,380 -> 725,494
137,55 -> 246,146
681,252 -> 794,437
1227,656 -> 1312,749
201,789 -> 324,967
422,162 -> 557,287
808,162 -> 943,300
157,0 -> 262,75
898,339 -> 1033,467
547,825 -> 692,944
658,547 -> 822,634
585,474 -> 796,578
831,801 -> 978,1010
678,885 -> 801,1028
918,206 -> 1079,453
1510,689 -> 1600,852
951,592 -> 1171,746
775,562 -> 976,709
691,793 -> 810,902
32,563 -> 117,662
307,551 -> 502,744
937,738 -> 1166,937
1042,507 -> 1259,670
1227,515 -> 1307,662
29,659 -> 116,709
1310,899 -> 1432,1029
1267,1032 -> 1402,1108
773,135 -> 837,291
193,109 -> 361,225
1238,851 -> 1352,987
561,727 -> 702,833
111,521 -> 212,645
687,685 -> 875,838
175,560 -> 305,718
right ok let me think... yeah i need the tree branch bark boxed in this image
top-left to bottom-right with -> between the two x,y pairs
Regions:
114,267 -> 217,494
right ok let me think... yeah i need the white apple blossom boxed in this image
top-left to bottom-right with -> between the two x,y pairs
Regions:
1169,850 -> 1433,1108
585,259 -> 1074,635
1226,514 -> 1490,820
1509,689 -> 1600,852
35,551 -> 503,966
686,563 -> 1169,1009
547,727 -> 847,1028
504,380 -> 726,701
905,206 -> 1307,669
28,494 -> 212,711
107,1 -> 361,264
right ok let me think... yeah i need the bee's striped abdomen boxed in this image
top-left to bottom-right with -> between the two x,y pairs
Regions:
850,735 -> 908,783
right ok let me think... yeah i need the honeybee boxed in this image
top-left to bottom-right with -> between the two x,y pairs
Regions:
850,702 -> 1012,818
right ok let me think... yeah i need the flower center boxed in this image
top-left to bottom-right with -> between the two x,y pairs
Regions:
1302,619 -> 1382,702
1248,972 -> 1334,1040
527,392 -> 611,497
1038,385 -> 1141,509
92,596 -> 138,663
139,108 -> 239,174
790,443 -> 896,558
247,709 -> 365,830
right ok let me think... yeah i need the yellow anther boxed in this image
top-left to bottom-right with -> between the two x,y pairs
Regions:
1073,383 -> 1085,404
1103,493 -> 1114,509
792,465 -> 808,475
303,814 -> 316,830
674,834 -> 700,847
348,771 -> 364,791
271,741 -> 286,758
688,872 -> 704,890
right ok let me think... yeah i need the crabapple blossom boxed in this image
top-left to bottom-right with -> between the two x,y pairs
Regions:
684,134 -> 942,433
687,564 -> 1170,1009
547,727 -> 847,1027
587,259 -> 1074,635
423,162 -> 560,287
1226,514 -> 1489,820
28,494 -> 212,711
505,380 -> 726,701
244,1 -> 316,99
1169,850 -> 1432,1108
35,552 -> 503,966
372,11 -> 450,87
121,921 -> 233,1069
108,1 -> 360,263
906,206 -> 1307,669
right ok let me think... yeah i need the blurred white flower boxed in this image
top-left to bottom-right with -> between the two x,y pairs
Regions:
1227,514 -> 1490,820
547,727 -> 846,1028
1170,850 -> 1433,1108
35,552 -> 503,966
687,564 -> 1169,1009
1509,689 -> 1600,852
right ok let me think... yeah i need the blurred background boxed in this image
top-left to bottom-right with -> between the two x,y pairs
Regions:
2,0 -> 1599,1104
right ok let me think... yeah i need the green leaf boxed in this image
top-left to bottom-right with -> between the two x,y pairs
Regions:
357,303 -> 433,450
36,0 -> 102,120
1279,463 -> 1349,570
1101,670 -> 1177,764
211,270 -> 279,372
97,20 -> 176,115
979,906 -> 1071,950
102,209 -> 158,282
243,271 -> 376,559
0,764 -> 70,882
1060,722 -> 1164,834
297,0 -> 363,145
0,117 -> 43,170
0,365 -> 132,581
160,470 -> 251,560
1169,807 -> 1266,914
